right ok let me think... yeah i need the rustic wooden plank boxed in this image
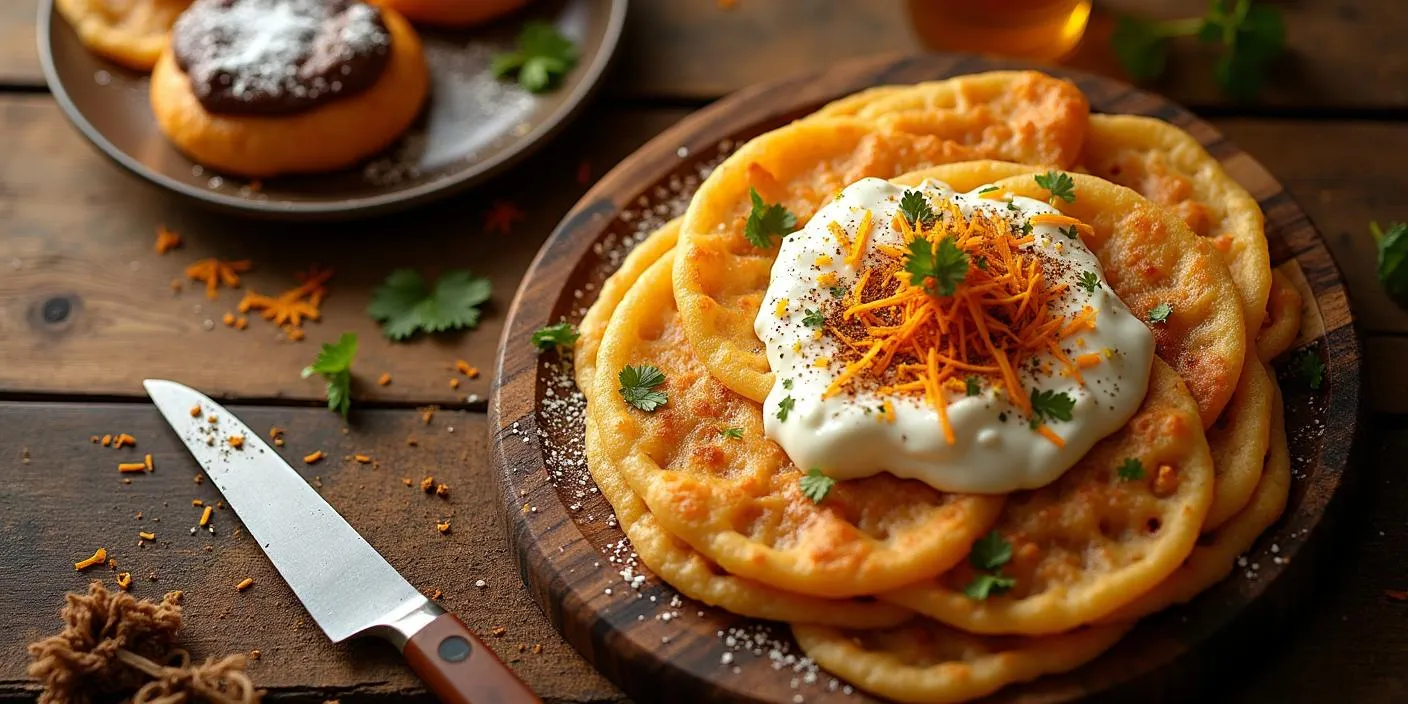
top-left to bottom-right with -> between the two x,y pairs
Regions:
10,0 -> 1408,110
613,0 -> 1408,109
0,94 -> 691,404
0,401 -> 623,702
1214,119 -> 1408,337
0,0 -> 38,87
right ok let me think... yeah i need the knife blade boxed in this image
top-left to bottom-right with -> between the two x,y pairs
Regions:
145,379 -> 539,704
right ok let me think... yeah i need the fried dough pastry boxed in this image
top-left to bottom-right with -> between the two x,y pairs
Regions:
894,163 -> 1247,426
1081,114 -> 1271,334
1101,385 -> 1289,623
55,0 -> 191,71
793,618 -> 1129,704
812,71 -> 1089,169
596,254 -> 1004,598
881,361 -> 1215,635
574,223 -> 911,627
1257,268 -> 1305,362
1203,356 -> 1274,531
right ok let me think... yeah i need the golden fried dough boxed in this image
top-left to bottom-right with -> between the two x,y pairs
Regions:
596,253 -> 1004,598
149,7 -> 427,177
1203,356 -> 1274,531
1257,268 -> 1305,362
56,0 -> 190,71
794,618 -> 1129,704
1081,114 -> 1271,334
882,361 -> 1214,635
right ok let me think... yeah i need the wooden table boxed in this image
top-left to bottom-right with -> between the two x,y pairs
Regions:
2,1 -> 1406,701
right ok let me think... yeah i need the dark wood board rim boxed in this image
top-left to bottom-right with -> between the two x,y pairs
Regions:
490,53 -> 1363,703
35,0 -> 628,220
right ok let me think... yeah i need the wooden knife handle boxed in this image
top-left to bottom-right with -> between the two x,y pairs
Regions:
403,612 -> 541,704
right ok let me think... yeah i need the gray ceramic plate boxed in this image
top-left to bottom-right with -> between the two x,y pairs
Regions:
38,0 -> 626,219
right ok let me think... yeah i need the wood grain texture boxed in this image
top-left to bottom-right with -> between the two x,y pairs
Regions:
490,54 -> 1362,703
11,0 -> 1408,110
0,402 -> 618,702
613,0 -> 1408,109
0,95 -> 687,405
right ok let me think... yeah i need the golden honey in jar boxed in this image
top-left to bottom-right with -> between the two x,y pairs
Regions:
906,0 -> 1093,61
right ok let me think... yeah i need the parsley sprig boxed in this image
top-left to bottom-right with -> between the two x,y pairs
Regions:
776,396 -> 796,421
302,332 -> 358,417
899,190 -> 938,228
802,308 -> 826,328
491,22 -> 579,93
720,427 -> 744,440
1113,0 -> 1285,99
904,238 -> 968,297
368,269 -> 492,341
799,468 -> 836,504
532,322 -> 579,351
1296,349 -> 1324,391
1117,457 -> 1146,481
1029,388 -> 1076,429
1147,302 -> 1173,324
1034,172 -> 1076,204
618,364 -> 667,412
963,531 -> 1017,600
744,188 -> 798,248
1077,271 -> 1100,293
1372,221 -> 1408,306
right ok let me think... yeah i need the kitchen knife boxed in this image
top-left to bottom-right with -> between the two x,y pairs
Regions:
144,379 -> 539,704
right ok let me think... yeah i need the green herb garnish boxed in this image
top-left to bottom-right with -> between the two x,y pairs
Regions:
1147,302 -> 1173,324
744,187 -> 797,248
1034,171 -> 1076,204
618,364 -> 667,412
1371,221 -> 1408,306
720,427 -> 744,440
776,395 -> 796,421
963,531 -> 1016,600
1296,349 -> 1324,391
1112,0 -> 1285,99
904,237 -> 968,297
799,468 -> 836,504
802,308 -> 826,328
1029,388 -> 1076,426
491,21 -> 579,93
965,376 -> 982,397
1078,271 -> 1100,293
532,322 -> 579,351
302,332 -> 358,417
899,190 -> 938,228
1117,457 -> 1146,481
368,269 -> 492,341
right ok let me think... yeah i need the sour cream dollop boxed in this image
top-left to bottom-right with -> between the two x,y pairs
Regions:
755,178 -> 1155,494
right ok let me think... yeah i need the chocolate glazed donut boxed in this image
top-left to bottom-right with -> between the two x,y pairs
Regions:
170,0 -> 392,116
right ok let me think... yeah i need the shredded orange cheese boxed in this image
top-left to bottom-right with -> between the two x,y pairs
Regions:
138,531 -> 156,541
199,506 -> 213,527
455,360 -> 480,379
116,572 -> 133,590
154,226 -> 183,254
354,454 -> 372,464
185,258 -> 251,299
235,577 -> 255,592
74,548 -> 107,571
818,202 -> 1098,445
143,453 -> 153,471
227,435 -> 244,449
378,372 -> 392,386
118,462 -> 147,473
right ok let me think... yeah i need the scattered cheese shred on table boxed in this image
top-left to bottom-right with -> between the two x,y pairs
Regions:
185,258 -> 252,299
198,506 -> 213,527
115,572 -> 133,591
235,578 -> 254,592
118,462 -> 147,473
303,450 -> 325,464
154,226 -> 183,254
138,531 -> 156,541
74,548 -> 107,571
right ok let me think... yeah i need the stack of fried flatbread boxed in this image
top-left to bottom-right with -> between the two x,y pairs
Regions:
573,71 -> 1302,703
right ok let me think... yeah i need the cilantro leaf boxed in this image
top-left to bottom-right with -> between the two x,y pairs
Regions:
1117,457 -> 1146,481
744,188 -> 797,248
782,378 -> 793,390
301,332 -> 358,417
1112,1 -> 1283,99
368,269 -> 492,341
776,395 -> 796,422
963,573 -> 1017,600
1030,388 -> 1076,424
969,531 -> 1013,571
965,376 -> 982,397
978,185 -> 1000,195
904,237 -> 968,297
899,190 -> 937,228
491,22 -> 578,93
802,308 -> 826,328
532,322 -> 579,351
1372,222 -> 1408,305
618,364 -> 667,412
799,468 -> 836,503
1296,349 -> 1324,391
1078,271 -> 1100,293
720,427 -> 744,440
1147,302 -> 1173,324
1034,171 -> 1076,204
1060,225 -> 1079,241
828,284 -> 848,299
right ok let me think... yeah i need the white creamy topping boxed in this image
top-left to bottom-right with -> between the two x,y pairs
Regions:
755,178 -> 1155,494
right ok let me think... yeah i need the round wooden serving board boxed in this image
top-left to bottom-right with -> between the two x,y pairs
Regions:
490,54 -> 1362,703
